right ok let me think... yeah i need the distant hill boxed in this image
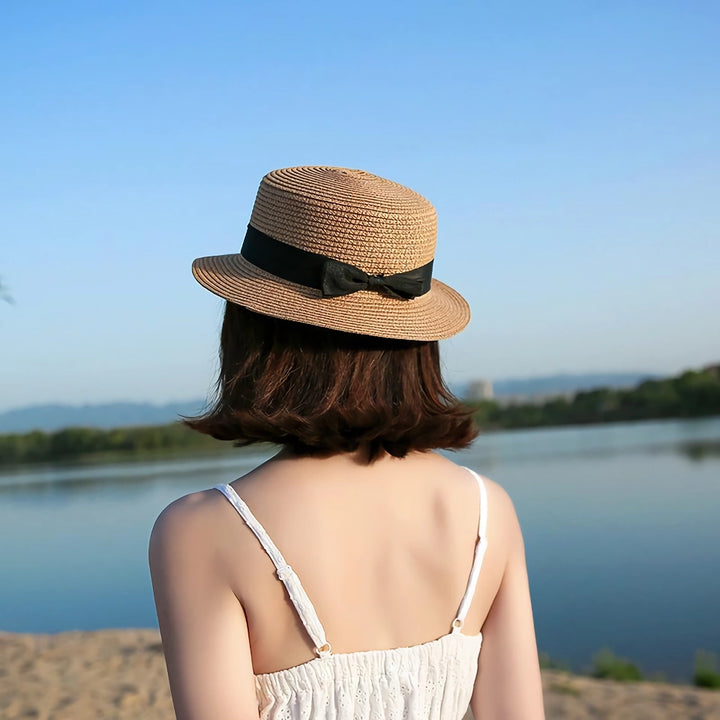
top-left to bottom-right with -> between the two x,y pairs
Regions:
0,400 -> 207,434
466,372 -> 658,400
0,372 -> 660,434
492,372 -> 657,396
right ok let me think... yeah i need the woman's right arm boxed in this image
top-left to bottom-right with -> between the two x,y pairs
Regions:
469,490 -> 545,720
149,493 -> 260,720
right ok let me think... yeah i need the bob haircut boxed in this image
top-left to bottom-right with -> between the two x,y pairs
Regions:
185,303 -> 478,460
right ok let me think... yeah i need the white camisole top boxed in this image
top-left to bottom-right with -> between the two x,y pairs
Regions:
213,467 -> 489,720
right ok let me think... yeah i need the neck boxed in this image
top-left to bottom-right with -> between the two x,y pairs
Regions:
273,445 -> 415,468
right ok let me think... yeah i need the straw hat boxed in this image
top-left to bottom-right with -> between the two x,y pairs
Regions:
192,166 -> 470,340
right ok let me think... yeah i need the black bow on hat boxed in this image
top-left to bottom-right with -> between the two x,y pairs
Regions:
320,257 -> 433,299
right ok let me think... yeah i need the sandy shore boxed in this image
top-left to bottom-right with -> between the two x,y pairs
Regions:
1,629 -> 719,719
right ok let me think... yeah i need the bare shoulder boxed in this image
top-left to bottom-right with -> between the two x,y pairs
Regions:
148,487 -> 229,563
429,454 -> 523,551
481,475 -> 519,522
468,471 -> 525,556
439,456 -> 519,525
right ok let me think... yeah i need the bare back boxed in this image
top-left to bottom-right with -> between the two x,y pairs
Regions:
208,449 -> 506,675
150,448 -> 545,719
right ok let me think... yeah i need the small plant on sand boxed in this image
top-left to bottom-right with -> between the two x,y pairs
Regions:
548,681 -> 581,697
592,648 -> 643,682
539,652 -> 570,672
694,650 -> 720,689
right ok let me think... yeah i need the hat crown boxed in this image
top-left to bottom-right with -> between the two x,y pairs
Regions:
249,166 -> 437,275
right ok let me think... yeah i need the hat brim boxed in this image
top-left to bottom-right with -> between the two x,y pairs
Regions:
192,254 -> 470,341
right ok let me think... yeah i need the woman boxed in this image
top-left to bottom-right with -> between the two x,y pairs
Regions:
149,167 -> 545,720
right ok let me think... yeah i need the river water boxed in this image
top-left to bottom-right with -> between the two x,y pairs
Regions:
1,417 -> 718,680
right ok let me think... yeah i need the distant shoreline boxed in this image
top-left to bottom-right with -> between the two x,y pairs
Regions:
1,414 -> 719,471
467,365 -> 720,431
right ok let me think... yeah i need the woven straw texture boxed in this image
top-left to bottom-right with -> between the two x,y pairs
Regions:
192,167 -> 470,340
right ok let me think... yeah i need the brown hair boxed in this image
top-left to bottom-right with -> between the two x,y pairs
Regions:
185,303 -> 478,460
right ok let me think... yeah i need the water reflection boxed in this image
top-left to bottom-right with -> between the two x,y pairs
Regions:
679,439 -> 720,461
0,450 -> 273,495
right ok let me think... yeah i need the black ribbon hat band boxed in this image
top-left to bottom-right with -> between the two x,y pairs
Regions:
240,225 -> 433,300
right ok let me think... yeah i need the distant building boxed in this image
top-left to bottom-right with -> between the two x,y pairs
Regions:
703,363 -> 720,379
466,380 -> 494,401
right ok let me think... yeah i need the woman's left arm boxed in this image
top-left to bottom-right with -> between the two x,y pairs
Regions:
149,494 -> 259,720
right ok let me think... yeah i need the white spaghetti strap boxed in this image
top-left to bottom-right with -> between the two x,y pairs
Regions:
214,483 -> 332,657
451,468 -> 489,632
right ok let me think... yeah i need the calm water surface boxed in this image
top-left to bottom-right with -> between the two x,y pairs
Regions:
1,417 -> 719,680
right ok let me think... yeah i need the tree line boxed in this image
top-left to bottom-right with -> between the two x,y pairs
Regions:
470,367 -> 720,429
1,366 -> 718,466
0,423 -> 226,465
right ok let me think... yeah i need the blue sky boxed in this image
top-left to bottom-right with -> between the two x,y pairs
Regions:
1,1 -> 718,411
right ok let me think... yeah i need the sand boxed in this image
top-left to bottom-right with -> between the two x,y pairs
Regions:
1,628 -> 719,719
